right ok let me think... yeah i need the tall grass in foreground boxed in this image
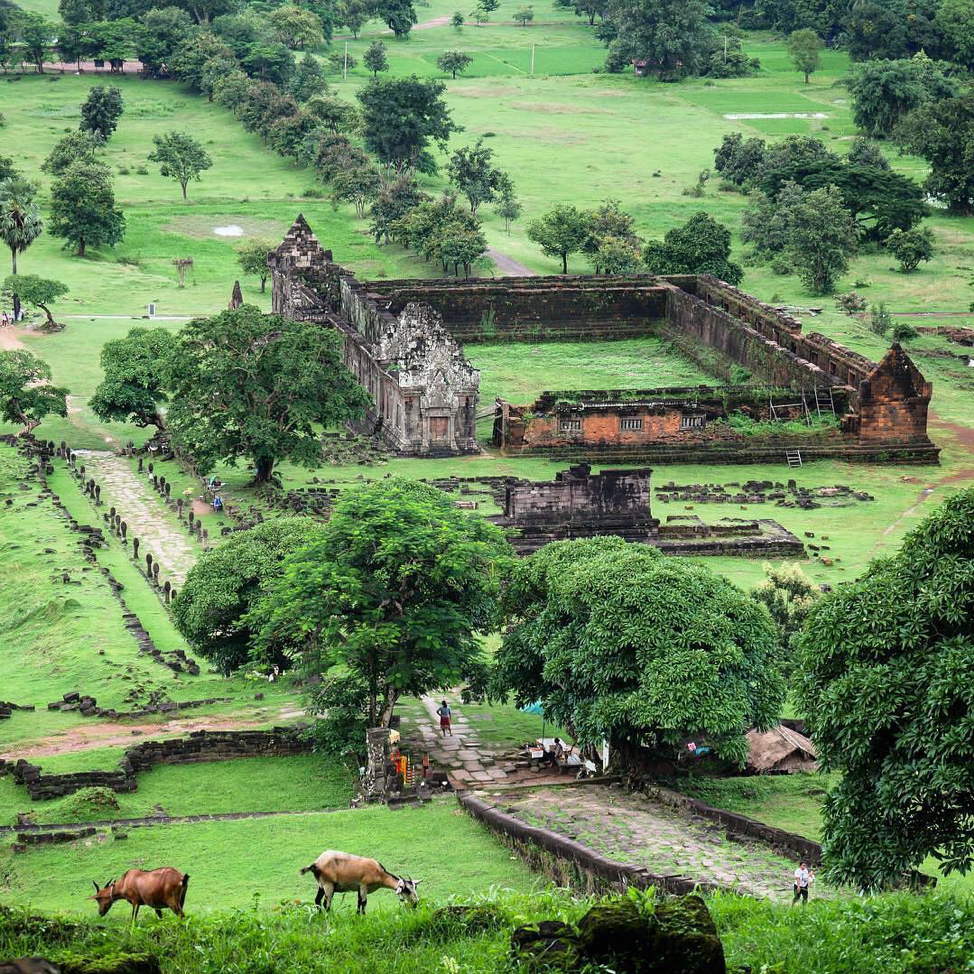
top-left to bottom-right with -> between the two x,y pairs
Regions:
2,888 -> 972,973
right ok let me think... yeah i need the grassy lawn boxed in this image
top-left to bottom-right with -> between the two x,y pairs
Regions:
0,800 -> 542,913
1,755 -> 354,826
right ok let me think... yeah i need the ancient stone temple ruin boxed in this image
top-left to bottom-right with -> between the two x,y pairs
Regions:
269,216 -> 938,464
490,464 -> 805,557
268,215 -> 479,456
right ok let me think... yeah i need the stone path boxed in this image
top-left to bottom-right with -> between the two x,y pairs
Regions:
484,785 -> 840,902
417,695 -> 515,787
74,450 -> 200,585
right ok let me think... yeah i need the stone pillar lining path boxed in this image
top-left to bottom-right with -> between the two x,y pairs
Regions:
75,450 -> 200,585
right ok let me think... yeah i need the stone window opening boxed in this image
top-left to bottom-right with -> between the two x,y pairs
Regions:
680,414 -> 707,430
619,417 -> 643,432
560,417 -> 583,433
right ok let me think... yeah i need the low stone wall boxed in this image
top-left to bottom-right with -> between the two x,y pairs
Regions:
458,790 -> 720,896
647,785 -> 823,865
0,728 -> 310,802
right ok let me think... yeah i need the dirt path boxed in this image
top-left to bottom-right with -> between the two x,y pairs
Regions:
488,248 -> 536,277
74,450 -> 200,585
491,785 -> 838,902
0,326 -> 27,350
0,708 -> 301,762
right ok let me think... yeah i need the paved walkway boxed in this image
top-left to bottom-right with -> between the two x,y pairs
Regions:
417,695 -> 514,787
74,450 -> 200,585
488,785 -> 839,902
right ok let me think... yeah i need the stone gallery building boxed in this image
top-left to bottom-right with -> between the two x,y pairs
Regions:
269,217 -> 938,464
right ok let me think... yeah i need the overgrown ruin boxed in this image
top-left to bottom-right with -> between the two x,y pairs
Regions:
489,463 -> 805,557
269,216 -> 939,464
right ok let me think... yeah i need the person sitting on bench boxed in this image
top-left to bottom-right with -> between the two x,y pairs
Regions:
540,737 -> 565,770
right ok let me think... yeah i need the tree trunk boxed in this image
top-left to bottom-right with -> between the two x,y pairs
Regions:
77,237 -> 86,258
562,253 -> 568,274
804,70 -> 809,84
11,250 -> 16,275
181,181 -> 188,200
379,687 -> 399,727
260,276 -> 267,293
254,456 -> 275,483
39,304 -> 57,329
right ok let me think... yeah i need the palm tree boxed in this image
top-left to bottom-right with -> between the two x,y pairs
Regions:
0,178 -> 43,321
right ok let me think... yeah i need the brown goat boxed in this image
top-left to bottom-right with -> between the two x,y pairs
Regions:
90,867 -> 189,923
300,850 -> 420,913
0,961 -> 61,974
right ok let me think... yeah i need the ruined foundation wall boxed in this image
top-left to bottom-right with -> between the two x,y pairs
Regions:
364,277 -> 669,343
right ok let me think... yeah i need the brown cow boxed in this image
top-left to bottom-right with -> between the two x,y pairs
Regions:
300,850 -> 420,913
90,867 -> 189,923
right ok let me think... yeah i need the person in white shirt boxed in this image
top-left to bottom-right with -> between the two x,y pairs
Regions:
793,860 -> 813,903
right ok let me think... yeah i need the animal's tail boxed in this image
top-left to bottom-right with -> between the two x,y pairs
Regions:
180,874 -> 190,908
300,864 -> 317,877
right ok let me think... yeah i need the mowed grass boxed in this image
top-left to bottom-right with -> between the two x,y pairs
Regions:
0,800 -> 542,913
0,755 -> 354,826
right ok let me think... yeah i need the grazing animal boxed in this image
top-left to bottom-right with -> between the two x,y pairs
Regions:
90,867 -> 189,923
300,850 -> 420,913
0,961 -> 60,974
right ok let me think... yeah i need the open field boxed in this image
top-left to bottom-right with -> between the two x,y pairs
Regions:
0,800 -> 540,912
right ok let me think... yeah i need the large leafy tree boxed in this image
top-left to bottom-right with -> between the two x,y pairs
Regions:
2,275 -> 68,330
137,6 -> 194,78
174,518 -> 325,674
642,212 -> 743,285
785,184 -> 857,294
841,0 -> 943,62
234,237 -> 275,292
934,0 -> 974,67
270,4 -> 324,49
797,487 -> 974,891
376,0 -> 416,37
250,479 -> 512,726
787,28 -> 821,84
163,305 -> 371,484
363,40 -> 388,76
0,349 -> 68,435
41,131 -> 99,176
147,131 -> 213,200
897,94 -> 974,216
357,76 -> 459,174
17,11 -> 54,73
436,50 -> 472,79
849,57 -> 957,139
757,157 -> 927,241
49,161 -> 125,257
527,203 -> 589,274
79,86 -> 124,142
447,138 -> 505,214
604,0 -> 715,78
491,537 -> 784,766
90,327 -> 176,430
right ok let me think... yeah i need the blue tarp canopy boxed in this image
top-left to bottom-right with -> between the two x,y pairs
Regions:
519,702 -> 544,714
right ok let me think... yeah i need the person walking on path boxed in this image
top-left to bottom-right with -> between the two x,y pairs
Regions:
1,311 -> 8,328
436,700 -> 452,737
793,861 -> 813,904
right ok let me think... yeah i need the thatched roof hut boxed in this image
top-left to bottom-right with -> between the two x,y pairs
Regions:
745,725 -> 817,774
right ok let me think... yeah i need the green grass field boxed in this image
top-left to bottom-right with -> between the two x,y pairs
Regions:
0,13 -> 972,941
0,755 -> 354,826
0,800 -> 540,913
